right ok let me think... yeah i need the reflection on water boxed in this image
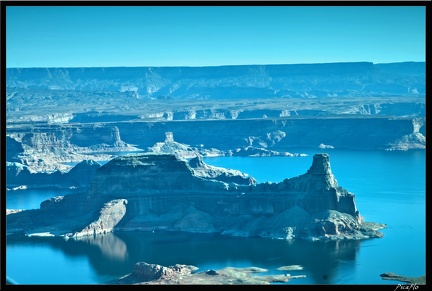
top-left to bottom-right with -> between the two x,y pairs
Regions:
6,230 -> 363,284
74,233 -> 128,261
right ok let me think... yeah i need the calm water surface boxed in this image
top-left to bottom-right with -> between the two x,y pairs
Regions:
6,149 -> 426,285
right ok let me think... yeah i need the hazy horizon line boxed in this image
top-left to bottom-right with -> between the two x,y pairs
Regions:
5,60 -> 425,70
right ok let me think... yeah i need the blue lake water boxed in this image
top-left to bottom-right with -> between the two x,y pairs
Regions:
6,188 -> 80,211
5,149 -> 426,285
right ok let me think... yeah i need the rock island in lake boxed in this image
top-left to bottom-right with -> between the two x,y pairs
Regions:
6,152 -> 386,241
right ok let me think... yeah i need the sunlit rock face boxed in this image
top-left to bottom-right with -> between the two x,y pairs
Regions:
6,153 -> 385,241
188,155 -> 256,185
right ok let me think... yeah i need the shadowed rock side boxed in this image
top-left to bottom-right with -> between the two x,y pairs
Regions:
6,159 -> 102,190
6,153 -> 386,241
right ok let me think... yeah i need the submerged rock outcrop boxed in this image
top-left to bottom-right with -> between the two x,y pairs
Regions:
6,153 -> 386,241
110,262 -> 306,285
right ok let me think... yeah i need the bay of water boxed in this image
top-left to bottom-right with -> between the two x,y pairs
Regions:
5,149 -> 426,285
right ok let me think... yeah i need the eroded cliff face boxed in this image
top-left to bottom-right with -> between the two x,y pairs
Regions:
6,153 -> 385,241
6,124 -> 140,173
111,117 -> 425,152
5,116 -> 426,173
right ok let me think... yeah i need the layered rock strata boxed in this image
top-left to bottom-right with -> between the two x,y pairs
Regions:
6,153 -> 386,241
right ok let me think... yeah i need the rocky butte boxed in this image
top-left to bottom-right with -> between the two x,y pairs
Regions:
6,153 -> 386,241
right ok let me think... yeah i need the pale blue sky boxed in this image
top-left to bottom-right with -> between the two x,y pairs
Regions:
6,5 -> 426,68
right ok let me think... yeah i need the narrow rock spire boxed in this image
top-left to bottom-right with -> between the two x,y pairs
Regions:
307,153 -> 332,175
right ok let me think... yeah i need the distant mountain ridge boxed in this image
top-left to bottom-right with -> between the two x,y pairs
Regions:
6,62 -> 425,99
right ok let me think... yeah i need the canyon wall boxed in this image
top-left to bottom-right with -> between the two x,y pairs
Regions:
6,116 -> 426,156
